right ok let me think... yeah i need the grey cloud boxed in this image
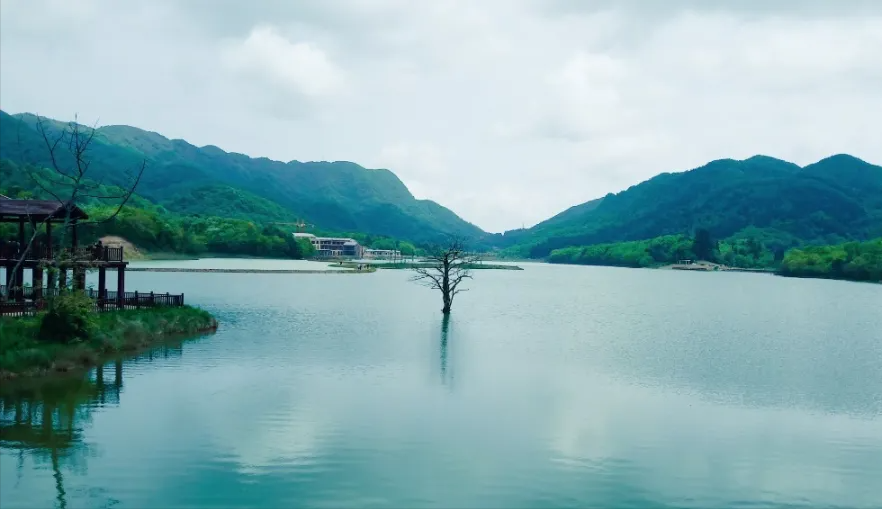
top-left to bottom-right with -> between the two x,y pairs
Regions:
1,0 -> 880,232
535,0 -> 882,18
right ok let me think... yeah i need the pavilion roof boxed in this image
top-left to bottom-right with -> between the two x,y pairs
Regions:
0,198 -> 89,223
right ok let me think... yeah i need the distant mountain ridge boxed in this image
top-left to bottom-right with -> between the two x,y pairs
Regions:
3,110 -> 878,255
0,110 -> 486,244
499,154 -> 882,258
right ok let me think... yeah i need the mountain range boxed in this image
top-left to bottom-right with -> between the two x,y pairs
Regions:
0,110 -> 485,244
497,154 -> 882,258
2,110 -> 880,256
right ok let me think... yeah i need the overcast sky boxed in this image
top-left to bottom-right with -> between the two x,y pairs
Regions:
2,0 -> 880,232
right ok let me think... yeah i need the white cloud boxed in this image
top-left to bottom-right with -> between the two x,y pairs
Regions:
221,26 -> 347,99
377,142 -> 448,199
1,0 -> 881,232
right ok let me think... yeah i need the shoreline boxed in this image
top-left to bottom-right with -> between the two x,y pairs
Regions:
127,267 -> 370,274
366,262 -> 524,271
0,306 -> 218,381
546,259 -> 879,283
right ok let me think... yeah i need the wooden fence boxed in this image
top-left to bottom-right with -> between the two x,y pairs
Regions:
0,301 -> 41,317
0,244 -> 124,263
0,289 -> 184,317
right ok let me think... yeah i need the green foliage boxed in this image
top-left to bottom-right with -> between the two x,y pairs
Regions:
548,229 -> 789,269
502,155 -> 882,258
778,238 -> 882,282
0,110 -> 485,244
0,162 -> 315,259
162,185 -> 295,222
548,235 -> 695,267
398,241 -> 416,256
0,306 -> 215,375
692,228 -> 716,261
38,292 -> 96,344
295,238 -> 316,258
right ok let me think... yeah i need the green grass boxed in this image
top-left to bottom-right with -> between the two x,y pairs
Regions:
0,306 -> 216,377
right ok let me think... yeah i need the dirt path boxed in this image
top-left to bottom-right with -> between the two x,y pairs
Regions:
98,236 -> 145,260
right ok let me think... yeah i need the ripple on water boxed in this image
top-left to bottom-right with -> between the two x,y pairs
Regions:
2,265 -> 882,508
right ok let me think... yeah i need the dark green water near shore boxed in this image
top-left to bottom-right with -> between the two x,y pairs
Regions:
2,261 -> 881,508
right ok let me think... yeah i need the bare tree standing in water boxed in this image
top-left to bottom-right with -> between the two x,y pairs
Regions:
410,236 -> 480,314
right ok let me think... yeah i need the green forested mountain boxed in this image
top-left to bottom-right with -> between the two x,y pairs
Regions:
0,110 -> 485,244
502,155 -> 882,258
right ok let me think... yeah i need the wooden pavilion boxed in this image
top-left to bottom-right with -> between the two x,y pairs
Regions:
0,198 -> 127,304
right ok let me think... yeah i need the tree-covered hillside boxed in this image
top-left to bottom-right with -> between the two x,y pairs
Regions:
0,110 -> 485,244
778,238 -> 882,282
0,159 -> 416,259
502,155 -> 882,258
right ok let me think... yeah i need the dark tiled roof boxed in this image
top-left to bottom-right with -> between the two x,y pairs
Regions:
0,199 -> 88,221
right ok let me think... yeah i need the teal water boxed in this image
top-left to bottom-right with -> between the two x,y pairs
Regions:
2,263 -> 881,508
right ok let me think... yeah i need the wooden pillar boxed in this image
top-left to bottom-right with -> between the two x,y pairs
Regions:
58,268 -> 67,290
47,266 -> 57,292
32,266 -> 43,300
117,267 -> 125,308
98,267 -> 106,309
46,221 -> 53,259
4,264 -> 12,292
71,223 -> 78,250
73,267 -> 86,291
114,360 -> 123,388
15,219 -> 25,299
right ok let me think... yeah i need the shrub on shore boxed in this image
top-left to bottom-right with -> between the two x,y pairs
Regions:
0,306 -> 216,377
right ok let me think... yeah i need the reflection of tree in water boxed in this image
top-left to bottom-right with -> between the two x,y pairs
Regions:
0,342 -> 183,508
439,315 -> 452,387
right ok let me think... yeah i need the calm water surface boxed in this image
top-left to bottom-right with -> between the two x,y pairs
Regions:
2,262 -> 881,508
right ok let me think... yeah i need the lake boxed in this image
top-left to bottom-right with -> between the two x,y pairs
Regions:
2,260 -> 881,508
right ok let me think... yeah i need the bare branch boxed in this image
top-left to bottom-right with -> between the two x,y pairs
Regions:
24,166 -> 66,204
36,116 -> 77,182
408,235 -> 481,314
5,112 -> 147,298
78,159 -> 146,225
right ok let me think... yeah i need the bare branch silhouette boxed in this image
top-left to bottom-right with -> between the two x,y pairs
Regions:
3,113 -> 146,298
410,235 -> 481,314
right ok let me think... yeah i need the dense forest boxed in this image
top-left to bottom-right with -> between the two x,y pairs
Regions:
777,238 -> 882,282
547,229 -> 784,269
500,155 -> 882,259
0,110 -> 487,245
547,228 -> 881,283
0,159 -> 416,259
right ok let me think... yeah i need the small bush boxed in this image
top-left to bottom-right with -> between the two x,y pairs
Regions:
38,292 -> 96,344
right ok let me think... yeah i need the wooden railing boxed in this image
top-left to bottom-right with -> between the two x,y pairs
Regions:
0,285 -> 62,301
0,301 -> 41,317
0,289 -> 184,316
0,244 -> 124,263
86,289 -> 185,311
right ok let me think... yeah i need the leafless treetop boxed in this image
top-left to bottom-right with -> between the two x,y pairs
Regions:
410,235 -> 481,313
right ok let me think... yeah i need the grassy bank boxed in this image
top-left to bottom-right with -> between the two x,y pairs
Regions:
0,306 -> 217,379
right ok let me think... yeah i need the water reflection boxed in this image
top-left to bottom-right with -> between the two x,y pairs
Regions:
440,315 -> 450,387
0,343 -> 184,508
